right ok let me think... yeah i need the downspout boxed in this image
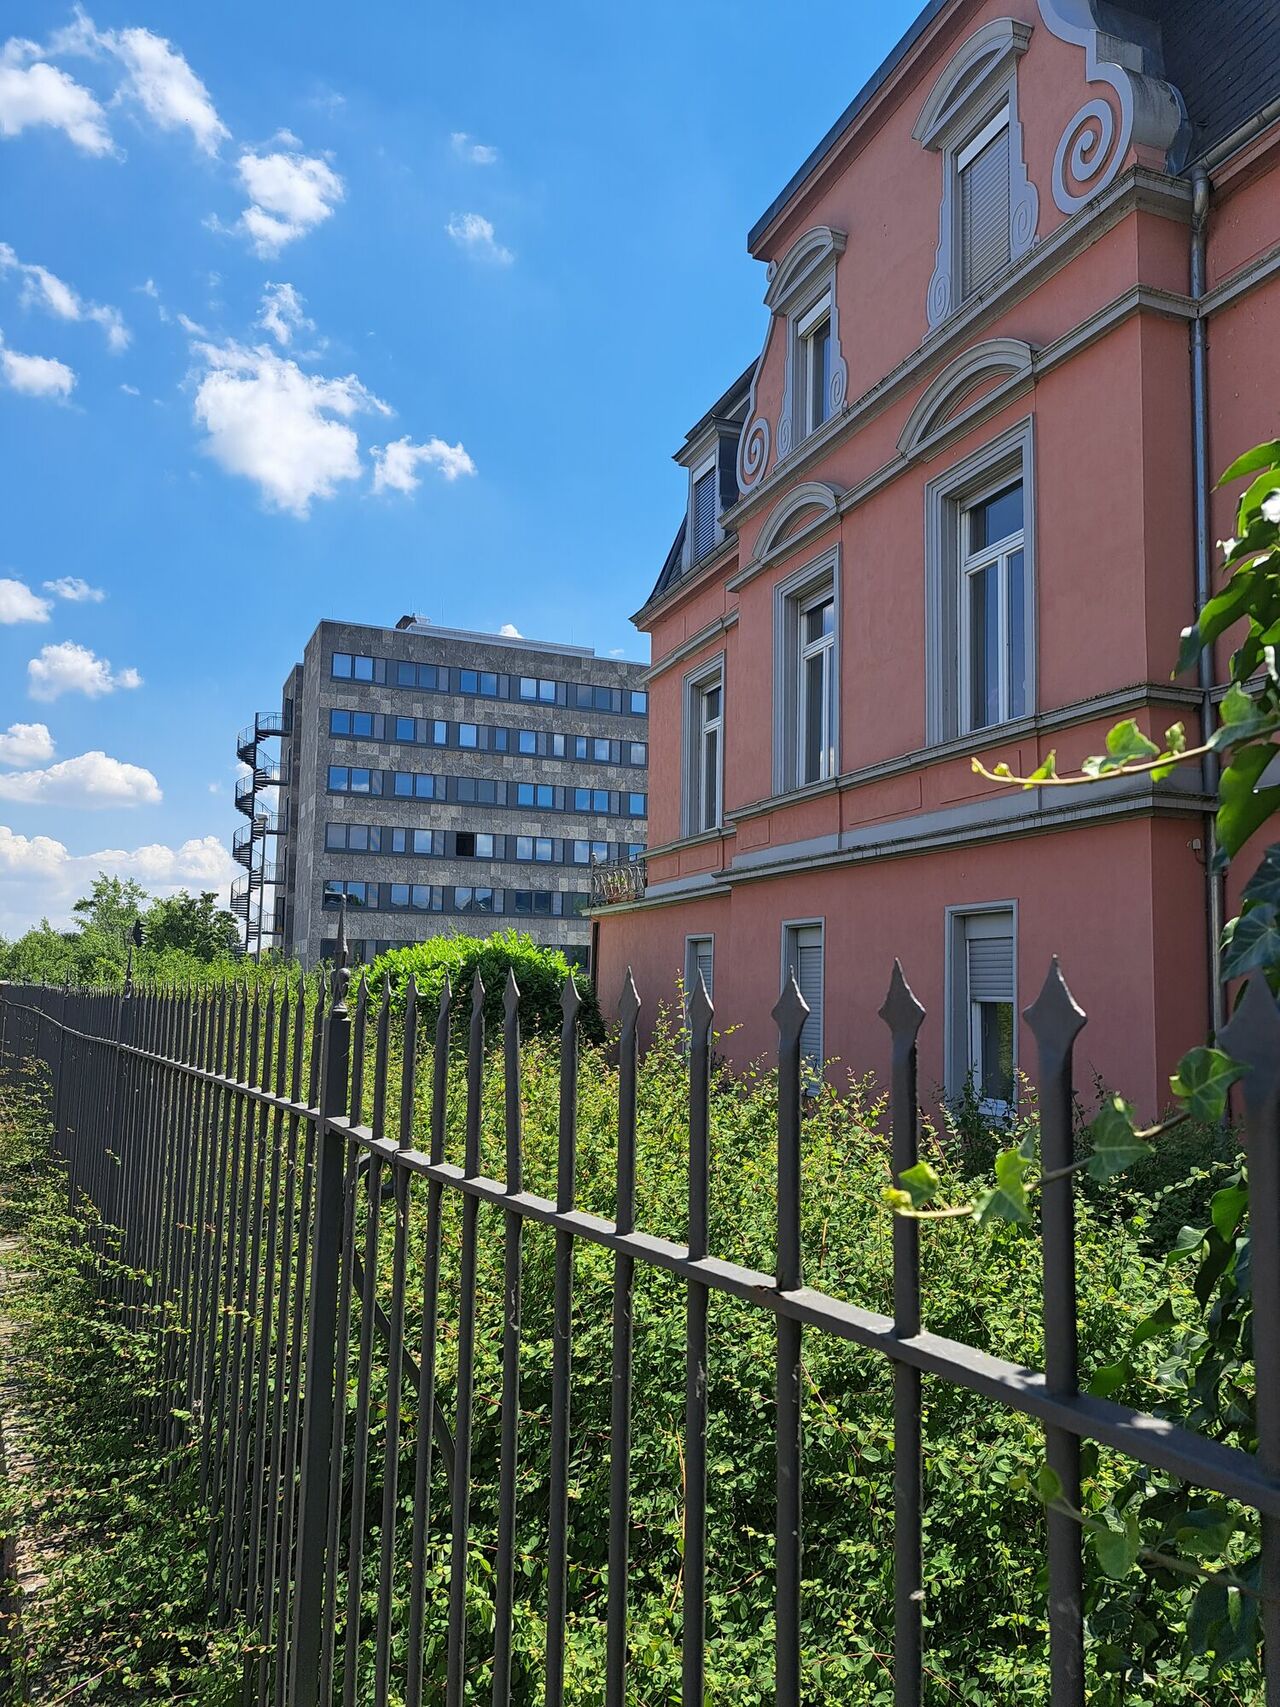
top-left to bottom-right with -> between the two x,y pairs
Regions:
1189,163 -> 1226,1036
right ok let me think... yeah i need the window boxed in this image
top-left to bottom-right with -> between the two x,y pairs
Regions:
325,823 -> 344,851
797,294 -> 833,437
774,551 -> 839,794
914,19 -> 1036,330
519,730 -> 537,754
629,742 -> 647,766
552,734 -> 566,758
630,690 -> 648,715
459,723 -> 478,748
396,661 -> 417,687
332,652 -> 352,678
948,907 -> 1016,1112
460,669 -> 478,694
782,922 -> 824,1076
684,662 -> 724,834
593,737 -> 612,763
413,829 -> 435,855
691,461 -> 718,562
328,765 -> 348,791
925,420 -> 1033,743
330,708 -> 351,735
396,716 -> 415,742
574,736 -> 588,760
348,824 -> 369,851
958,109 -> 1011,298
684,935 -> 714,1004
627,792 -> 647,817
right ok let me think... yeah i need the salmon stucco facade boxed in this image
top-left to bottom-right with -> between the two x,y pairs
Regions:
592,0 -> 1280,1119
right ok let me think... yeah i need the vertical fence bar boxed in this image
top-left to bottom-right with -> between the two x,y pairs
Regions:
374,975 -> 413,1707
1025,959 -> 1087,1707
545,976 -> 581,1707
289,945 -> 351,1707
605,970 -> 640,1707
1220,976 -> 1280,1707
772,973 -> 809,1707
446,971 -> 486,1705
683,974 -> 714,1707
880,963 -> 926,1707
491,970 -> 524,1706
405,973 -> 451,1707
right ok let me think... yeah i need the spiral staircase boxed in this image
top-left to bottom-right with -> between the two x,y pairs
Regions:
232,710 -> 290,957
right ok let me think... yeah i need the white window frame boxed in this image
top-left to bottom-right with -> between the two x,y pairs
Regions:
925,418 -> 1035,746
780,918 -> 825,1079
684,933 -> 715,1005
773,547 -> 840,796
681,655 -> 725,837
797,584 -> 837,786
945,901 -> 1018,1114
957,471 -> 1027,735
795,291 -> 834,441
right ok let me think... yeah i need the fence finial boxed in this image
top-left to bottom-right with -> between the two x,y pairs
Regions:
772,969 -> 809,1044
618,965 -> 641,1029
560,972 -> 581,1025
879,959 -> 925,1048
1022,956 -> 1086,1059
503,965 -> 521,1023
689,970 -> 714,1037
331,895 -> 352,1011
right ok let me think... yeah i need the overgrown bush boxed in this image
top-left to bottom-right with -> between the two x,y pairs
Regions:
366,928 -> 604,1042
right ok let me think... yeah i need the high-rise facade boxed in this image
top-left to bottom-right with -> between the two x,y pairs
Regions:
234,617 -> 649,967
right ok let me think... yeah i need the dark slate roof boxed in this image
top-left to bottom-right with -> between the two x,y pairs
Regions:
748,0 -> 1280,250
1120,0 -> 1280,160
648,515 -> 688,607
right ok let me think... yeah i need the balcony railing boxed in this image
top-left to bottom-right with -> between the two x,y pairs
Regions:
589,854 -> 646,906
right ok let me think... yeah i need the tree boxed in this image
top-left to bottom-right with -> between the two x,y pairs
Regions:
143,892 -> 240,963
71,875 -> 150,949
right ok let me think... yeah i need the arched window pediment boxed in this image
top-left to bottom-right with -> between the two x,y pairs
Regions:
898,338 -> 1035,461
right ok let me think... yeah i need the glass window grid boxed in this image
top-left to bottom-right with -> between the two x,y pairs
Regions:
323,821 -> 634,864
329,706 -> 645,766
327,765 -> 645,817
322,881 -> 585,918
798,591 -> 837,785
330,652 -> 647,716
958,479 -> 1026,734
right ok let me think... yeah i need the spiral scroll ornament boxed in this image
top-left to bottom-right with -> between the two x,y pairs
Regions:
1052,96 -> 1125,214
738,412 -> 771,491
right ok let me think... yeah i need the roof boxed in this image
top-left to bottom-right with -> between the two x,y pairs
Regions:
746,0 -> 1280,252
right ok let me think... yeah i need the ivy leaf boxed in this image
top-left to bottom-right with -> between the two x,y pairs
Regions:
974,1145 -> 1034,1226
1234,466 -> 1280,533
1241,843 -> 1280,906
1087,1361 -> 1130,1398
1176,1508 -> 1238,1560
895,1161 -> 941,1209
1169,1046 -> 1247,1121
1176,570 -> 1258,677
1086,1096 -> 1149,1181
1131,1297 -> 1178,1346
1092,1510 -> 1142,1579
1219,904 -> 1280,980
1167,1223 -> 1208,1263
1025,752 -> 1058,786
1187,1580 -> 1230,1656
1217,440 -> 1280,486
1216,741 -> 1280,862
1035,1463 -> 1063,1505
1107,719 -> 1161,764
1210,1180 -> 1249,1243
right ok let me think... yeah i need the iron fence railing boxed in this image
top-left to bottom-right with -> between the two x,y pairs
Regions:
588,854 -> 645,905
0,924 -> 1277,1706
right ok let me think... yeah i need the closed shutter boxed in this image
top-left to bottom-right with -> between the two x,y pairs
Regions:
692,468 -> 717,562
685,937 -> 714,1005
786,924 -> 824,1068
960,121 -> 1011,298
965,920 -> 1013,1003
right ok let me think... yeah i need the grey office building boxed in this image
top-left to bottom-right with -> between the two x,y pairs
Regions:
233,617 -> 649,968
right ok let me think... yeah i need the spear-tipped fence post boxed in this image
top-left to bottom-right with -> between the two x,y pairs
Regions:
288,903 -> 352,1706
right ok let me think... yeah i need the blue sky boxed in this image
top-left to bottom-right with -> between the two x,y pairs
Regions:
0,1 -> 919,933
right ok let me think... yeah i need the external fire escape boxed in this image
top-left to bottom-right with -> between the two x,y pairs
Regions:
232,710 -> 290,957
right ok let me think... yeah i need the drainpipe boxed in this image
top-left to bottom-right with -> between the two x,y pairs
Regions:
1189,163 -> 1226,1037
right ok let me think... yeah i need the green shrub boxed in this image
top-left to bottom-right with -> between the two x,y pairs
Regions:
365,928 -> 603,1043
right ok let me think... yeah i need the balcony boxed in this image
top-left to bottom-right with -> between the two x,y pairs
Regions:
589,855 -> 646,906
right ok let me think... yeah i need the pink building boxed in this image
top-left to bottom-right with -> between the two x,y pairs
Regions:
593,0 -> 1280,1118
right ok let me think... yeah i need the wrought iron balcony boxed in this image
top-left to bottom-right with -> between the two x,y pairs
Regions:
588,854 -> 646,906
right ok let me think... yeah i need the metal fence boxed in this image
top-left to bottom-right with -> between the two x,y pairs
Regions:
0,921 -> 1277,1707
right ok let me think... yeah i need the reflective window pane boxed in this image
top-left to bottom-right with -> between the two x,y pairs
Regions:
969,482 -> 1023,551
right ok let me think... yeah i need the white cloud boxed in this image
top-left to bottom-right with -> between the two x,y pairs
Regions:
0,241 -> 128,349
257,281 -> 312,346
192,339 -> 389,516
445,211 -> 513,265
0,722 -> 54,766
235,148 -> 344,255
28,640 -> 142,702
0,58 -> 112,155
451,131 -> 498,165
106,23 -> 227,154
371,435 -> 476,495
0,750 -> 159,807
498,623 -> 522,638
43,575 -> 105,602
175,311 -> 206,335
608,648 -> 626,658
0,335 -> 75,398
0,579 -> 52,624
120,381 -> 139,395
0,826 -> 235,934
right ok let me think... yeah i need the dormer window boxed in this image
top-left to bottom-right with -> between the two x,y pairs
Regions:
797,295 -> 833,437
913,19 -> 1037,331
690,460 -> 718,562
958,108 -> 1011,299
